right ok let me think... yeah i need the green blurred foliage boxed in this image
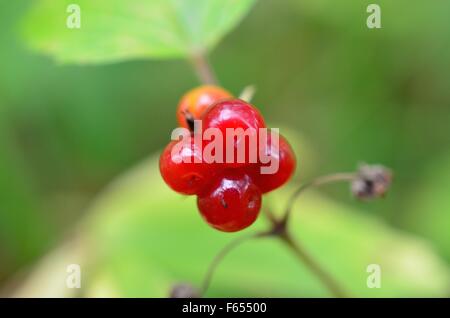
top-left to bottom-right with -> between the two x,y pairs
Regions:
13,157 -> 450,297
407,152 -> 450,262
79,157 -> 449,297
1,0 -> 450,296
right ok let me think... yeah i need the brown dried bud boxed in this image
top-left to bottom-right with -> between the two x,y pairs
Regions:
351,164 -> 392,200
169,283 -> 200,298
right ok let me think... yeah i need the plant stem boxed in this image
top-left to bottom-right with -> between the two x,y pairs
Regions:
278,231 -> 348,298
265,172 -> 357,297
200,231 -> 269,296
282,172 -> 356,224
239,85 -> 256,102
190,51 -> 218,85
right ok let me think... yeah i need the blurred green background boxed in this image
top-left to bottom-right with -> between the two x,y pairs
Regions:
1,0 -> 450,297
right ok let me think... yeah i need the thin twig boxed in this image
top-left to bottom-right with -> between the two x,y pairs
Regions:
200,231 -> 270,296
190,51 -> 218,85
282,172 -> 356,224
261,172 -> 357,298
278,231 -> 349,298
262,207 -> 278,226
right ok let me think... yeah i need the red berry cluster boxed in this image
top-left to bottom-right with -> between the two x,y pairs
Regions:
160,86 -> 296,232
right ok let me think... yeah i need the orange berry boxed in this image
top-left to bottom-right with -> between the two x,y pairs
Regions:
177,85 -> 232,130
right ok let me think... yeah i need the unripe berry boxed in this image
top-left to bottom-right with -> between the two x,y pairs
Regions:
177,85 -> 232,130
197,172 -> 261,232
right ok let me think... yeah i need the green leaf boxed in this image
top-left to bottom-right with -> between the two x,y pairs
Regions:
22,0 -> 256,64
16,155 -> 450,297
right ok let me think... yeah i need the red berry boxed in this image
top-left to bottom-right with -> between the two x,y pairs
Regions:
197,172 -> 261,232
162,87 -> 297,232
202,99 -> 266,167
177,85 -> 232,130
159,135 -> 214,195
250,133 -> 296,193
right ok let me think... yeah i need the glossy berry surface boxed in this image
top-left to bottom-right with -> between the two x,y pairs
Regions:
177,85 -> 232,130
197,172 -> 261,232
160,86 -> 297,232
202,99 -> 266,167
159,136 -> 214,195
250,133 -> 296,193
